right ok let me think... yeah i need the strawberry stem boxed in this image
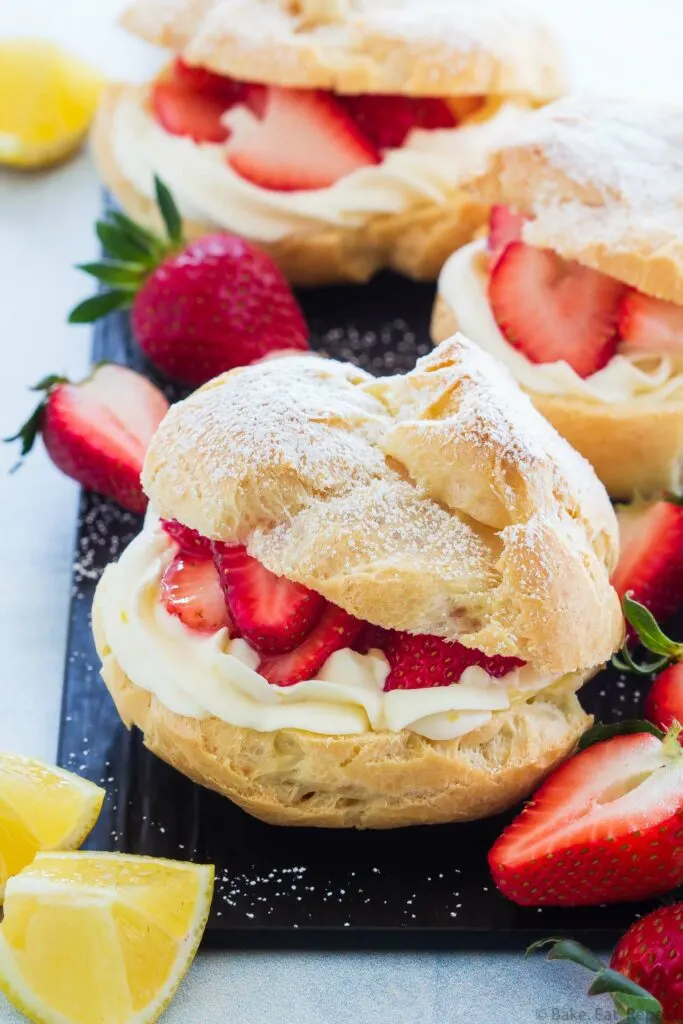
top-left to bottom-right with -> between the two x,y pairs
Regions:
3,374 -> 67,464
662,720 -> 683,757
68,177 -> 185,325
527,938 -> 663,1021
613,594 -> 683,673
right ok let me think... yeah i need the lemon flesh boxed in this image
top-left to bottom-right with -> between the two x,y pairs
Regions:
0,39 -> 104,168
0,754 -> 104,897
0,851 -> 214,1024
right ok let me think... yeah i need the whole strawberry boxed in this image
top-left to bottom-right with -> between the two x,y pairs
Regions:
69,178 -> 309,386
6,364 -> 168,513
529,913 -> 683,1023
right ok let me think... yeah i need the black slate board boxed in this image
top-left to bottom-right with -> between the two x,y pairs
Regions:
58,270 -> 672,949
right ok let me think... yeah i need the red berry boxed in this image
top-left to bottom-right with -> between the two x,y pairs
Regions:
160,553 -> 233,634
212,544 -> 325,655
488,241 -> 624,377
161,519 -> 213,557
613,498 -> 683,631
489,728 -> 683,906
619,288 -> 683,353
337,93 -> 456,151
383,632 -> 524,691
259,604 -> 363,686
7,365 -> 168,514
131,232 -> 309,386
226,86 -> 379,191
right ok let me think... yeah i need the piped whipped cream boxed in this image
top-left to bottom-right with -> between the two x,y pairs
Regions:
98,523 -> 558,741
111,90 -> 531,243
439,239 -> 683,404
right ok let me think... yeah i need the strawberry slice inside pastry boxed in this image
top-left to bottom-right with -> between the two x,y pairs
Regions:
160,519 -> 526,692
485,206 -> 683,378
147,58 -> 479,192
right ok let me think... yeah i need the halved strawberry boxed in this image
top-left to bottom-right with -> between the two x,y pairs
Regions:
161,519 -> 213,558
645,662 -> 683,736
353,623 -> 390,655
383,632 -> 524,691
212,544 -> 325,654
487,205 -> 526,267
160,554 -> 233,634
6,364 -> 168,514
151,80 -> 231,143
619,289 -> 683,352
488,242 -> 625,377
225,86 -> 380,191
613,498 -> 683,628
259,604 -> 363,686
171,58 -> 246,101
337,94 -> 456,151
489,727 -> 683,906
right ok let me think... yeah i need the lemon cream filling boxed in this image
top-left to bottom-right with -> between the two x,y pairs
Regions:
97,523 -> 565,740
111,90 -> 531,243
438,239 -> 683,404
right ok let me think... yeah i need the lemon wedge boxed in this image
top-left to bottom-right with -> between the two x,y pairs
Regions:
0,851 -> 214,1024
0,39 -> 104,168
0,754 -> 104,898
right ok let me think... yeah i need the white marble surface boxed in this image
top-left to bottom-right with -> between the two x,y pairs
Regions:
1,0 -> 682,1020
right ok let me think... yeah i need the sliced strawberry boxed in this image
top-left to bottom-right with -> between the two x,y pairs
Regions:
161,519 -> 213,558
488,242 -> 625,377
353,623 -> 390,655
613,498 -> 683,629
645,662 -> 683,736
226,86 -> 380,191
259,604 -> 363,686
489,728 -> 683,906
160,554 -> 233,634
337,94 -> 456,151
212,544 -> 325,654
151,80 -> 231,143
171,58 -> 246,102
383,632 -> 524,691
618,289 -> 683,352
487,205 -> 526,267
6,365 -> 168,514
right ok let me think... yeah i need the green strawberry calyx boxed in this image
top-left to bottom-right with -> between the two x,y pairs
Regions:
612,593 -> 683,676
68,177 -> 184,325
527,938 -> 663,1022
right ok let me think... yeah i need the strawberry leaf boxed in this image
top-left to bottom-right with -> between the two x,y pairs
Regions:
527,938 -> 604,972
95,221 -> 154,263
76,262 -> 146,288
588,969 -> 662,1016
4,401 -> 46,461
154,176 -> 182,246
622,594 -> 683,660
2,371 -> 67,464
528,938 -> 663,1023
578,720 -> 665,750
68,290 -> 131,324
612,642 -> 671,677
109,211 -> 162,255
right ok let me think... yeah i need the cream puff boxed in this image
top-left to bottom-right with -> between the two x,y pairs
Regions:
433,96 -> 683,499
92,0 -> 566,286
92,336 -> 622,828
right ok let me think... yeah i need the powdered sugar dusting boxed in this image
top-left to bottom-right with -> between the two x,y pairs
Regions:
144,333 -> 620,670
122,0 -> 563,101
476,95 -> 683,300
